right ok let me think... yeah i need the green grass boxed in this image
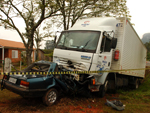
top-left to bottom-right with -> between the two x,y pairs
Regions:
118,74 -> 150,102
11,65 -> 27,71
92,72 -> 150,113
44,53 -> 53,57
107,73 -> 150,113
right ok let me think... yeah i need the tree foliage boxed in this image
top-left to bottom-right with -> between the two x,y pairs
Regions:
0,0 -> 60,65
0,0 -> 131,65
45,0 -> 130,31
34,27 -> 45,60
144,41 -> 150,60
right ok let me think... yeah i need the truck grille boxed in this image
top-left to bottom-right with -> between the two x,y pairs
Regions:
57,58 -> 87,71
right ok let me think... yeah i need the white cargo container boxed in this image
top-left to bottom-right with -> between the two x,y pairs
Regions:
53,17 -> 147,97
111,17 -> 147,78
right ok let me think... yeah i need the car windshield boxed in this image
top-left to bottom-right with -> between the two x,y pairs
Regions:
56,31 -> 101,52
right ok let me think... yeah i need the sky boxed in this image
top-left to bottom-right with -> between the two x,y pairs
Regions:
0,0 -> 150,49
126,0 -> 150,38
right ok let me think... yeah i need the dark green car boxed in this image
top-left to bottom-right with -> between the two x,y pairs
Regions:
1,61 -> 68,106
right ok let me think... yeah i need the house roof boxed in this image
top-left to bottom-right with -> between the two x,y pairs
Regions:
0,39 -> 25,49
39,49 -> 45,53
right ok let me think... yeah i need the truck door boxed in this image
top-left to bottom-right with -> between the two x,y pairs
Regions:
96,33 -> 113,72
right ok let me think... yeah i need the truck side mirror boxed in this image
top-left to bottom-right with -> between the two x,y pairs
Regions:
54,36 -> 57,44
54,31 -> 60,45
111,38 -> 117,49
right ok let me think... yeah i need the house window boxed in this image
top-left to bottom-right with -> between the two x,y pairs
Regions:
12,50 -> 18,58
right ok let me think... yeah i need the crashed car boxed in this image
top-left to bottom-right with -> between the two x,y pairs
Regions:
1,61 -> 70,106
1,61 -> 94,106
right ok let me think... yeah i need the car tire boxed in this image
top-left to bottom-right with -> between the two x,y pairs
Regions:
43,88 -> 58,106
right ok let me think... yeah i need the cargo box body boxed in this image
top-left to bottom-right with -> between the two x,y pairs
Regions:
111,17 -> 147,78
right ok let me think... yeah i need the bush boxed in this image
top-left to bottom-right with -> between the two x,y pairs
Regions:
43,49 -> 53,54
147,52 -> 150,60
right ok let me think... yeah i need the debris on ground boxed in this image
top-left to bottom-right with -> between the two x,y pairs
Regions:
106,99 -> 125,111
88,105 -> 92,108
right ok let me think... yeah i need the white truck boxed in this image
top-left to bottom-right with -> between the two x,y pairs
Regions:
53,17 -> 147,97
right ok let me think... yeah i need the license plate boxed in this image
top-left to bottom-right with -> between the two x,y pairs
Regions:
9,77 -> 17,84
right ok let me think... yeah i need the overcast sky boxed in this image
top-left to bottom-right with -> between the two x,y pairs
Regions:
0,0 -> 150,49
126,0 -> 150,38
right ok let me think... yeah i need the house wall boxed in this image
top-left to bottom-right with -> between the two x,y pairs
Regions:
38,50 -> 44,60
8,49 -> 22,63
4,49 -> 9,58
0,48 -> 35,64
32,51 -> 35,62
33,51 -> 35,62
0,49 -> 9,60
9,49 -> 35,63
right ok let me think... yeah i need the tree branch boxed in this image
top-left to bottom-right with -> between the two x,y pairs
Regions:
8,0 -> 27,25
34,0 -> 45,30
0,18 -> 27,47
0,8 -> 16,27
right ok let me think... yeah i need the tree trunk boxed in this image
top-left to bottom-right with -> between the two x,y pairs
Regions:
26,32 -> 34,66
36,48 -> 39,60
26,49 -> 32,66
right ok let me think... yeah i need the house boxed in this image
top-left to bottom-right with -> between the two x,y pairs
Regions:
34,49 -> 45,61
0,39 -> 44,64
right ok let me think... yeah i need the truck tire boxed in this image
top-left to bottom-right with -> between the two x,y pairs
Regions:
43,88 -> 58,106
107,73 -> 116,93
98,79 -> 108,98
133,78 -> 139,89
107,79 -> 116,94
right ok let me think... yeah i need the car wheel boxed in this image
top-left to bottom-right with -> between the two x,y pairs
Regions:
43,88 -> 58,106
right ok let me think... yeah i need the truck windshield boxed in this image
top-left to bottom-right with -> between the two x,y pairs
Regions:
56,30 -> 100,53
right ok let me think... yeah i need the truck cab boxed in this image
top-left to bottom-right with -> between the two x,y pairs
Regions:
53,17 -> 117,71
53,17 -> 118,95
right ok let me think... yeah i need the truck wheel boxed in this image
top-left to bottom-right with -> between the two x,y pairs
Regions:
98,79 -> 108,98
107,73 -> 116,94
133,78 -> 139,89
107,79 -> 116,94
43,88 -> 58,106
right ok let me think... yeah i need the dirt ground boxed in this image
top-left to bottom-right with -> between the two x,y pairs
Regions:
0,89 -> 123,113
0,69 -> 115,113
0,75 -> 119,113
1,89 -> 150,113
